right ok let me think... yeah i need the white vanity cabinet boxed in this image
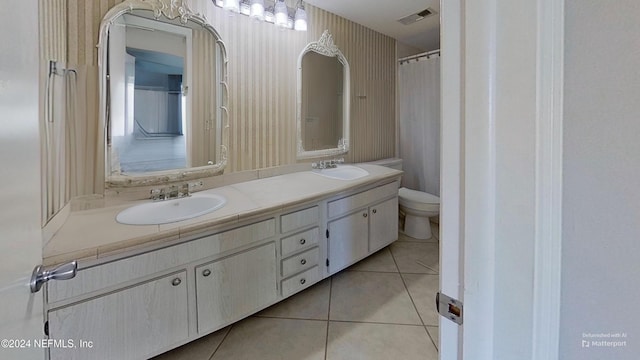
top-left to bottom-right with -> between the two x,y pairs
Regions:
45,218 -> 277,359
326,181 -> 399,274
48,271 -> 189,360
195,242 -> 277,334
43,170 -> 402,359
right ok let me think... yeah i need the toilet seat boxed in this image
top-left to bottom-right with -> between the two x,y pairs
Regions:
398,187 -> 440,212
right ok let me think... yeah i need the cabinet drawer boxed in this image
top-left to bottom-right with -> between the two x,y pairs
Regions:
280,227 -> 319,258
281,247 -> 319,278
48,218 -> 275,304
281,206 -> 319,233
48,271 -> 188,360
328,181 -> 398,218
281,266 -> 320,297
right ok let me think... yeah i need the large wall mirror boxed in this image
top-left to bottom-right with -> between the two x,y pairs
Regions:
297,30 -> 350,159
99,0 -> 228,187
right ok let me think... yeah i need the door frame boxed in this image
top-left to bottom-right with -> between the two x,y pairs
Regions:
439,0 -> 564,358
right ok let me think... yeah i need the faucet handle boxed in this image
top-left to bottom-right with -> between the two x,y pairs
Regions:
150,188 -> 162,200
188,181 -> 203,190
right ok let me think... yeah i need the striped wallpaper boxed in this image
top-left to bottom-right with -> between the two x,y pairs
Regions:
40,0 -> 396,199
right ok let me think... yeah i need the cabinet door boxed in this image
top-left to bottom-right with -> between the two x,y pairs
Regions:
327,210 -> 369,274
196,243 -> 277,333
48,272 -> 188,360
369,197 -> 399,252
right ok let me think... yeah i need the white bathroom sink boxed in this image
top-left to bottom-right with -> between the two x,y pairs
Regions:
311,165 -> 369,180
116,193 -> 227,225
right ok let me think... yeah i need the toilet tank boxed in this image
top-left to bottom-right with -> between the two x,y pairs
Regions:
364,158 -> 403,170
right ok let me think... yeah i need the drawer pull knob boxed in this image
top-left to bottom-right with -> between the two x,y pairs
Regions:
300,278 -> 306,285
171,278 -> 182,286
363,213 -> 368,218
372,209 -> 377,214
300,259 -> 307,265
202,269 -> 212,277
299,238 -> 306,245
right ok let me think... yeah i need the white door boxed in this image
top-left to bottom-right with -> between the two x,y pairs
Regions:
439,0 -> 564,359
0,1 -> 45,359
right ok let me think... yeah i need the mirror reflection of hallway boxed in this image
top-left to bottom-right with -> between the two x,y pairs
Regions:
119,48 -> 187,173
109,14 -> 190,174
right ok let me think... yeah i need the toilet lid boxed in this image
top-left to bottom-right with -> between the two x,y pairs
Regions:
398,187 -> 440,204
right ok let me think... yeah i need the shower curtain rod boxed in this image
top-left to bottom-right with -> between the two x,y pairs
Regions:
398,49 -> 440,64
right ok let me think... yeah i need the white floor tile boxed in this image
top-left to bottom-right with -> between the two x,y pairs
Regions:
152,327 -> 229,360
257,278 -> 331,320
347,247 -> 398,272
390,242 -> 439,274
326,322 -> 438,360
426,326 -> 439,350
211,317 -> 326,360
397,231 -> 438,243
403,273 -> 440,326
330,271 -> 422,325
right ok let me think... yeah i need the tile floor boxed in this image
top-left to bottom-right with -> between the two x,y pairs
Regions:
154,222 -> 440,360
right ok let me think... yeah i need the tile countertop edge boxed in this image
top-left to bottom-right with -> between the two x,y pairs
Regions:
43,165 -> 402,267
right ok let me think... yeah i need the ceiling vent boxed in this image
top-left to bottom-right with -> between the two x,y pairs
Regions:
397,8 -> 436,25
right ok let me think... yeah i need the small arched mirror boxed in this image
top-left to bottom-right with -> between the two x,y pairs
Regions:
99,0 -> 228,187
297,30 -> 350,159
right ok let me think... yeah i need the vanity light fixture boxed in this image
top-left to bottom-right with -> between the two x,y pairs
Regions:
213,0 -> 306,31
294,0 -> 307,31
250,0 -> 265,21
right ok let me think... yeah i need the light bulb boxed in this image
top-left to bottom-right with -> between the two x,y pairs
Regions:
264,8 -> 275,23
223,0 -> 240,13
240,2 -> 250,15
294,4 -> 307,31
250,0 -> 264,21
274,0 -> 288,28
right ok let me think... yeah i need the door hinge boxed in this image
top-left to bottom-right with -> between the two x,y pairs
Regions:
44,321 -> 49,336
326,229 -> 329,238
436,292 -> 463,325
326,258 -> 329,267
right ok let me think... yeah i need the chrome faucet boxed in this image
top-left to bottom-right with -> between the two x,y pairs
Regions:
150,181 -> 203,201
311,158 -> 345,170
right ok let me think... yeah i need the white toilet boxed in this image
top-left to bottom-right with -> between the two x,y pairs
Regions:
398,187 -> 440,239
367,158 -> 440,240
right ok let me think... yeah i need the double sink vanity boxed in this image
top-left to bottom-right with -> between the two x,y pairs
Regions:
39,1 -> 401,359
44,164 -> 401,359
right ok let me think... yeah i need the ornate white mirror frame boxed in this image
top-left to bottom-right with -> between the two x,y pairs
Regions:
98,0 -> 229,188
296,30 -> 351,159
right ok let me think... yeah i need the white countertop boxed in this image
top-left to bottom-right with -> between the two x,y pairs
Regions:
43,164 -> 402,266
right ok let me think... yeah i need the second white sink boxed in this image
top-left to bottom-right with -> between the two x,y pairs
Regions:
311,165 -> 369,180
116,193 -> 227,225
